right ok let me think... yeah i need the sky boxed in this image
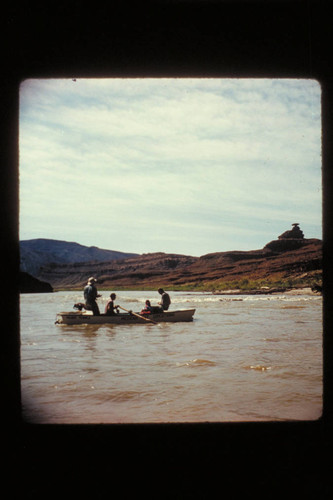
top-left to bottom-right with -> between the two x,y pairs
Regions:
19,78 -> 322,257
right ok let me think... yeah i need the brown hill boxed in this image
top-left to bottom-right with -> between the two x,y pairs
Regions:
187,239 -> 321,284
38,252 -> 197,288
37,238 -> 322,290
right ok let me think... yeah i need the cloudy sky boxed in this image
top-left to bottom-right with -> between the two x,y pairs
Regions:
19,78 -> 322,256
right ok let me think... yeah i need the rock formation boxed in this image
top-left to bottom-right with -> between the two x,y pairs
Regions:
278,223 -> 304,240
264,224 -> 306,252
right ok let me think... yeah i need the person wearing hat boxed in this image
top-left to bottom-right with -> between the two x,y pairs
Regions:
83,277 -> 101,315
158,288 -> 171,311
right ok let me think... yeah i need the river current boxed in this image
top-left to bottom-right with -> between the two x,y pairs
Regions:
20,290 -> 322,423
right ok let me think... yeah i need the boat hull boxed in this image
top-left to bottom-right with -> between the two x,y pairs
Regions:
55,309 -> 195,325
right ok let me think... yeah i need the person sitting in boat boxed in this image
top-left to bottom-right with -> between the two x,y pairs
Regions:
141,299 -> 153,315
158,288 -> 171,311
105,293 -> 120,315
83,277 -> 101,315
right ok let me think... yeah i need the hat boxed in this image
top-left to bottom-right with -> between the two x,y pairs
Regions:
88,277 -> 97,284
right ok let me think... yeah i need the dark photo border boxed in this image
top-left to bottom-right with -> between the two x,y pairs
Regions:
2,1 -> 332,497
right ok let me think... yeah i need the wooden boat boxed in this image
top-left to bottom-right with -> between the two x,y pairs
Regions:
55,308 -> 196,325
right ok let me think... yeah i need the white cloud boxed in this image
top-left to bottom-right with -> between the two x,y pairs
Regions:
19,78 -> 322,255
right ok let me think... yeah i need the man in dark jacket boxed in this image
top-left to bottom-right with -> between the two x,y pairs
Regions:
84,277 -> 101,315
158,288 -> 171,311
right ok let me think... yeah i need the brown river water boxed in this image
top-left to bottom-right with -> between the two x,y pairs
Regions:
20,290 -> 322,423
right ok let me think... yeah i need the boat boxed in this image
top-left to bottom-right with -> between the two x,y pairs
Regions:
55,308 -> 196,325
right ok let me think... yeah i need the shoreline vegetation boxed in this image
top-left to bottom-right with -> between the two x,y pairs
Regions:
54,274 -> 322,296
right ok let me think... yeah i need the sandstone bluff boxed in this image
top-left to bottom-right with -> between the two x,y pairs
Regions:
29,224 -> 321,292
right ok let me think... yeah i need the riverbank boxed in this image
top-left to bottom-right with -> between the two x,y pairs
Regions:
52,285 -> 322,296
35,236 -> 322,292
212,287 -> 321,296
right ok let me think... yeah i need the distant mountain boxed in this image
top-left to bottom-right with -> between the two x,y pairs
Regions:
37,238 -> 322,290
21,226 -> 323,292
20,238 -> 139,277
